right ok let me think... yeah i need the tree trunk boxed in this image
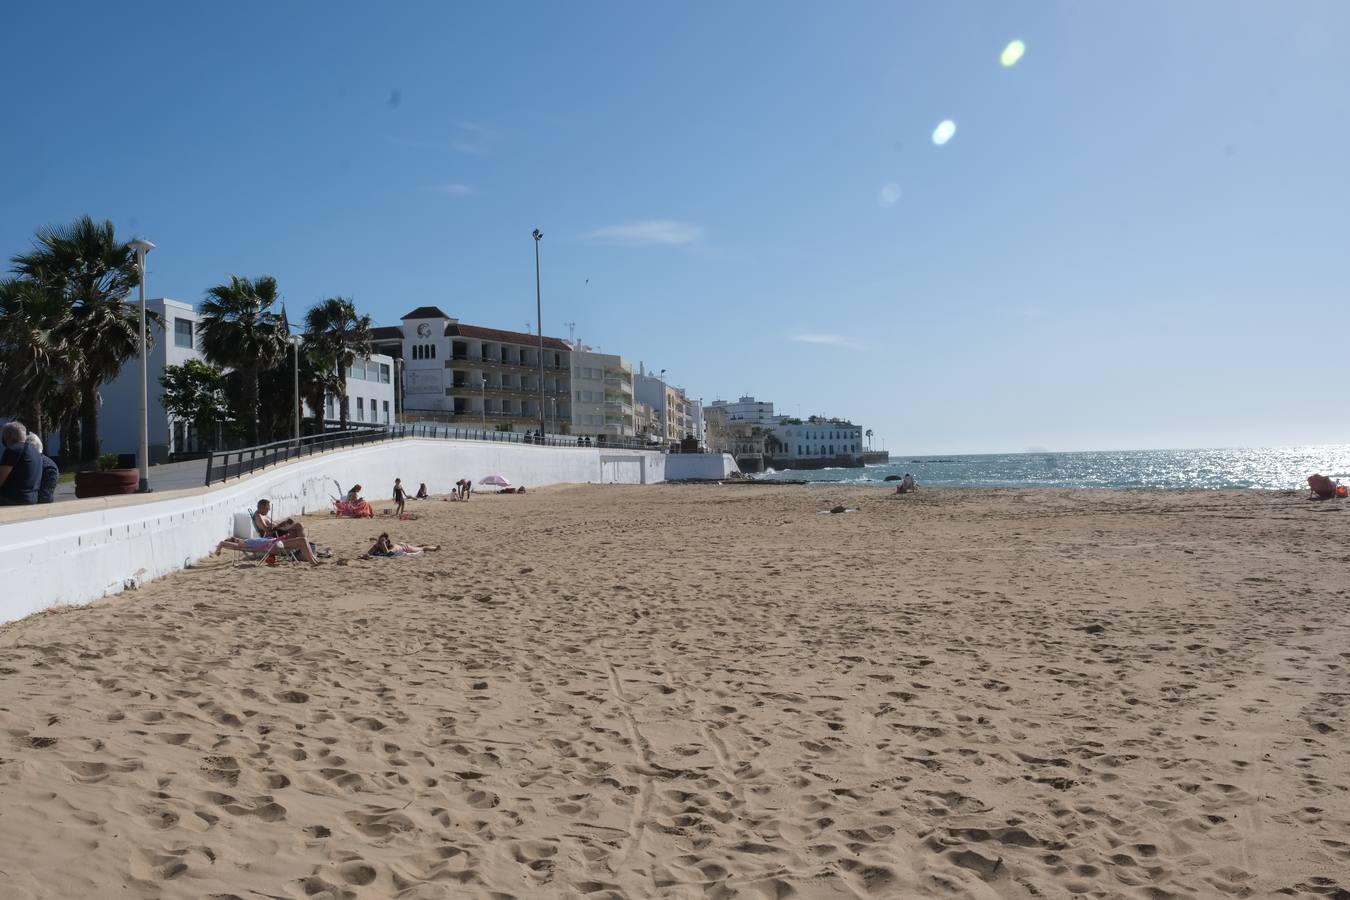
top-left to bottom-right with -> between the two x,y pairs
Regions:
244,365 -> 260,446
310,390 -> 326,436
79,387 -> 99,462
59,413 -> 81,469
339,390 -> 349,431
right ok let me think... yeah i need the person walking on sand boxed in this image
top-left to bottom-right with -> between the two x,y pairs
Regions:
393,478 -> 407,517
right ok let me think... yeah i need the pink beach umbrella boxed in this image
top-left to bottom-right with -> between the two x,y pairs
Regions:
479,474 -> 512,487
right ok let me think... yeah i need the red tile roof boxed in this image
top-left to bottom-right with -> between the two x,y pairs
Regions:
448,323 -> 571,352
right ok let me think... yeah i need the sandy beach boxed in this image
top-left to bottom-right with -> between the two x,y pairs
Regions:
1,484 -> 1347,899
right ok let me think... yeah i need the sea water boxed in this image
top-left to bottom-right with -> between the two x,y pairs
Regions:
759,445 -> 1350,491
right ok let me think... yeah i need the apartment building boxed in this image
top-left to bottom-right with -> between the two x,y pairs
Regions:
371,306 -> 571,431
570,349 -> 636,438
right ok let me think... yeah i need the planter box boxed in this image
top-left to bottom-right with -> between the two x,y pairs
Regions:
74,469 -> 139,498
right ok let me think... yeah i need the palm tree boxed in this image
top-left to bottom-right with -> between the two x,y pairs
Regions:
197,275 -> 286,446
0,277 -> 81,442
10,216 -> 150,462
865,428 -> 873,450
303,297 -> 373,431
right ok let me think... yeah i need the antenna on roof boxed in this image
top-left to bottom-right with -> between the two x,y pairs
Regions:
564,321 -> 576,345
525,323 -> 532,334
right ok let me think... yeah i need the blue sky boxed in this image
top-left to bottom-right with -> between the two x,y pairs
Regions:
3,2 -> 1347,453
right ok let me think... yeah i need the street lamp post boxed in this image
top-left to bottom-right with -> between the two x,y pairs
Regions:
480,376 -> 487,432
533,228 -> 545,438
128,238 -> 155,493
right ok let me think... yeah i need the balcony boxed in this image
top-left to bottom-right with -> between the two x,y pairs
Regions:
447,382 -> 569,397
451,356 -> 569,374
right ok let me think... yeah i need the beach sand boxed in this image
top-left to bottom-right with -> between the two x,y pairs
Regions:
1,485 -> 1348,899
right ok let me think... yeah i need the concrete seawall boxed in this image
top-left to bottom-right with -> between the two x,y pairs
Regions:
0,440 -> 665,624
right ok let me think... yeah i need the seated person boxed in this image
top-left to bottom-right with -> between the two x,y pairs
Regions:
253,498 -> 306,539
365,533 -> 441,557
498,486 -> 527,494
0,421 -> 42,507
415,482 -> 430,500
897,473 -> 916,494
339,485 -> 376,518
214,534 -> 320,564
26,434 -> 59,504
1308,473 -> 1340,500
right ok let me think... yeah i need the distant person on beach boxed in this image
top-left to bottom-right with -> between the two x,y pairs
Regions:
0,421 -> 42,506
392,478 -> 406,517
454,478 -> 471,500
365,532 -> 441,557
415,483 -> 429,500
25,434 -> 59,504
498,485 -> 527,494
214,533 -> 321,565
897,473 -> 916,494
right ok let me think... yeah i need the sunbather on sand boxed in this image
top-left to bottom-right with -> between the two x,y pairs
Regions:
214,535 -> 321,565
364,533 -> 441,557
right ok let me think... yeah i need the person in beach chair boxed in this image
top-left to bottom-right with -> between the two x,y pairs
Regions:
253,498 -> 308,541
214,534 -> 321,565
335,484 -> 375,518
896,473 -> 916,494
1307,473 -> 1345,500
363,532 -> 441,558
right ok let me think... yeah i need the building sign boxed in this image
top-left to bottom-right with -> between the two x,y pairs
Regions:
405,369 -> 443,395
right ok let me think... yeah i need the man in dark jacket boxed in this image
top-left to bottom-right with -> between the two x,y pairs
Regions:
0,421 -> 42,506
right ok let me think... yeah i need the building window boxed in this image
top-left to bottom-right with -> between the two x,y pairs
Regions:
357,397 -> 365,420
380,363 -> 391,383
383,400 -> 390,423
174,318 -> 194,349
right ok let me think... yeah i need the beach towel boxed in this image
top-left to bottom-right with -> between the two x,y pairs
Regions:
334,500 -> 375,518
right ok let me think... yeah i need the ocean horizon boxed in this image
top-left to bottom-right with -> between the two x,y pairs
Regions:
759,445 -> 1350,491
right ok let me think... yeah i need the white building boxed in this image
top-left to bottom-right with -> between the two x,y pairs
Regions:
570,349 -> 636,438
773,417 -> 864,463
634,367 -> 696,445
370,306 -> 572,431
96,298 -> 394,462
707,396 -> 779,428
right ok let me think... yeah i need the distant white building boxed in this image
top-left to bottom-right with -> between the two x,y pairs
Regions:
570,349 -> 636,438
634,366 -> 696,445
96,298 -> 394,462
707,396 -> 779,428
773,417 -> 864,463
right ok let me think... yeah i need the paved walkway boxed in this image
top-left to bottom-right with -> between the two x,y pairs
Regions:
53,458 -> 208,503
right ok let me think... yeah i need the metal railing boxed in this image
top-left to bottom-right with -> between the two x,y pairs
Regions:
204,424 -> 658,486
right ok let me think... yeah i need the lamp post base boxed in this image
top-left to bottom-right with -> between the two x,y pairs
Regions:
137,479 -> 152,493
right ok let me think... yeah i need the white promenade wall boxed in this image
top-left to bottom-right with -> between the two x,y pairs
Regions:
0,440 -> 664,624
664,453 -> 740,480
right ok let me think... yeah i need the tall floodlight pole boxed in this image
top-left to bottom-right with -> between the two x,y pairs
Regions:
533,229 -> 545,438
480,375 -> 487,431
129,238 -> 155,492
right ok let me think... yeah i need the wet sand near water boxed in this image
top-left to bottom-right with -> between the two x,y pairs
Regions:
1,485 -> 1348,898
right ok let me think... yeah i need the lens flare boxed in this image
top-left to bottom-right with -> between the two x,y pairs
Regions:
1001,40 -> 1025,67
932,120 -> 957,146
877,183 -> 901,207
